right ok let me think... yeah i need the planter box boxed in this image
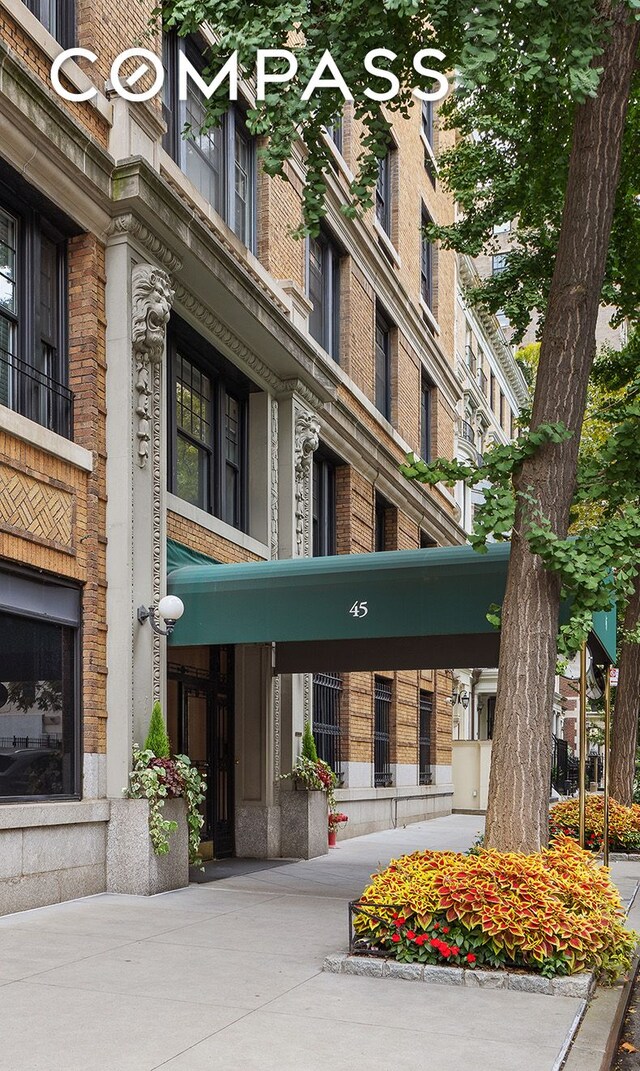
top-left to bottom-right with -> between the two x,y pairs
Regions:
280,787 -> 328,860
106,798 -> 189,895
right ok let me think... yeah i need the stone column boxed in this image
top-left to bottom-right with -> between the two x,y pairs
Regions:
105,241 -> 174,800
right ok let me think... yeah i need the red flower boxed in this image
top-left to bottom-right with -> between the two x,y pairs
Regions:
441,946 -> 452,958
391,933 -> 401,944
441,926 -> 450,934
406,930 -> 416,941
451,947 -> 459,955
430,937 -> 440,948
396,917 -> 406,925
466,953 -> 476,963
433,922 -> 440,930
415,935 -> 427,946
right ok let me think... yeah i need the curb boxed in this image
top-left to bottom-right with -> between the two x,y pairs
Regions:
323,952 -> 596,998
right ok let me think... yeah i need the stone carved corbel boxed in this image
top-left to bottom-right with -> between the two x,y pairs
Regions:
131,265 -> 175,467
294,409 -> 320,556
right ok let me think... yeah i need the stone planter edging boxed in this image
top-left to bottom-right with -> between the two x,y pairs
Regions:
323,952 -> 595,998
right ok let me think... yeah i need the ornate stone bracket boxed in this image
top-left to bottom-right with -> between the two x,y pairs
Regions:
132,265 -> 174,468
294,409 -> 320,557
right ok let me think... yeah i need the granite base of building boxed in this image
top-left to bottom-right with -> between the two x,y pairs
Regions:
333,785 -> 454,840
279,787 -> 328,859
0,800 -> 110,916
106,798 -> 189,895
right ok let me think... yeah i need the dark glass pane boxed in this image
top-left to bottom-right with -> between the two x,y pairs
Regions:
422,98 -> 434,144
184,83 -> 224,212
376,154 -> 390,232
375,318 -> 390,419
0,209 -> 17,317
308,236 -> 324,345
176,434 -> 207,509
176,354 -> 212,444
234,127 -> 252,245
39,236 -> 58,349
0,611 -> 76,797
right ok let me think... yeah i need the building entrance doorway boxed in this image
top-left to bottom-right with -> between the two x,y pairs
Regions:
167,645 -> 235,859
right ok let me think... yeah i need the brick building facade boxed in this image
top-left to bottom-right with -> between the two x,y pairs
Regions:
0,0 -> 522,910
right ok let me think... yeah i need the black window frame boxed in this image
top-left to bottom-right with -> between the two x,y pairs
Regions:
163,32 -> 257,250
419,689 -> 433,786
24,0 -> 75,47
312,671 -> 343,777
420,206 -> 434,310
375,308 -> 392,422
374,493 -> 392,553
492,253 -> 508,276
0,166 -> 74,439
325,115 -> 344,156
0,565 -> 82,803
374,676 -> 392,787
421,373 -> 434,462
307,229 -> 342,362
168,318 -> 250,532
376,150 -> 392,236
312,450 -> 337,557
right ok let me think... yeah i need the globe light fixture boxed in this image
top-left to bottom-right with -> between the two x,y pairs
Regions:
137,595 -> 185,637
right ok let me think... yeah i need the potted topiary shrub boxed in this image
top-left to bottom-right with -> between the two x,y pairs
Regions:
107,702 -> 206,895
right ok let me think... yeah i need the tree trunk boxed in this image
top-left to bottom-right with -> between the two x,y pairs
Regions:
610,574 -> 640,806
484,2 -> 640,852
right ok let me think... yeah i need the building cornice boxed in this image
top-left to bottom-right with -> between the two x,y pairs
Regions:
459,256 -> 530,408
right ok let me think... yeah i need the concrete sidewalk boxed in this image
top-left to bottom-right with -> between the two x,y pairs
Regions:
0,813 -> 632,1071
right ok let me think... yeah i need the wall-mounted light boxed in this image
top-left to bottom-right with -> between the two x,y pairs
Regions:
137,595 -> 185,637
451,690 -> 470,709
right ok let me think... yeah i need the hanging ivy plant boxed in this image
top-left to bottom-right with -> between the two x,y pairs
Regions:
126,746 -> 207,867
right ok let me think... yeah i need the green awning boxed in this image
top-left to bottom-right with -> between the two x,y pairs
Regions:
167,542 -> 616,672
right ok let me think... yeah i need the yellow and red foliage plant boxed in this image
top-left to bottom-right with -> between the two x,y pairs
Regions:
550,795 -> 640,852
353,837 -> 635,978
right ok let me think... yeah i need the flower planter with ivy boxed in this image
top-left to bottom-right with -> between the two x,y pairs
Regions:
107,703 -> 206,895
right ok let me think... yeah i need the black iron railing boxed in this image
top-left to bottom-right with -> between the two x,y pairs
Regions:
419,692 -> 433,786
551,735 -> 579,795
348,900 -> 407,957
458,418 -> 475,445
0,348 -> 73,439
374,677 -> 392,787
0,735 -> 61,750
313,671 -> 343,776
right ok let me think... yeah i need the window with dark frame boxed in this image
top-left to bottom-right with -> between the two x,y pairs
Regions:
492,253 -> 508,275
499,390 -> 505,428
374,676 -> 392,787
312,671 -> 343,776
0,570 -> 81,801
375,308 -> 392,421
325,115 -> 343,155
24,0 -> 74,47
169,320 -> 250,532
308,230 -> 341,361
421,373 -> 434,462
419,690 -> 433,785
163,32 -> 256,249
421,98 -> 434,147
0,174 -> 72,439
312,452 -> 337,557
490,371 -> 496,411
376,150 -> 392,236
420,205 -> 434,310
374,494 -> 392,553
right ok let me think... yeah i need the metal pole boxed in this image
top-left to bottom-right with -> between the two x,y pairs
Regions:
603,668 -> 611,868
579,643 -> 587,850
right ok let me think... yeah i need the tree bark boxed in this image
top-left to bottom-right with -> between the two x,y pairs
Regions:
610,574 -> 640,807
484,2 -> 640,852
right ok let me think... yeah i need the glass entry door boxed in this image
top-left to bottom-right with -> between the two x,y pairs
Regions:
167,646 -> 235,858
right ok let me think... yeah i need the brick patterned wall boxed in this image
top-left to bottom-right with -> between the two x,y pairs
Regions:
167,511 -> 262,565
0,235 -> 108,756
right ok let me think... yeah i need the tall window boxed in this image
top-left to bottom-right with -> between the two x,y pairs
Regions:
0,569 -> 81,800
0,173 -> 72,439
492,253 -> 508,275
24,0 -> 74,46
312,452 -> 337,557
499,390 -> 505,428
163,33 -> 256,248
489,371 -> 496,411
169,319 -> 249,531
419,690 -> 433,786
421,374 -> 434,462
325,115 -> 343,155
308,230 -> 341,361
374,677 -> 392,787
312,672 -> 342,775
421,98 -> 434,146
375,494 -> 392,552
376,150 -> 393,236
420,206 -> 434,309
375,309 -> 392,421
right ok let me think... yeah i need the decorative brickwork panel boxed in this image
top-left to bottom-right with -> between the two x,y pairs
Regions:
0,462 -> 74,552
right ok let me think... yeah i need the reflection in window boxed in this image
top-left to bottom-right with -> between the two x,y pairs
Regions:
0,612 -> 77,798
